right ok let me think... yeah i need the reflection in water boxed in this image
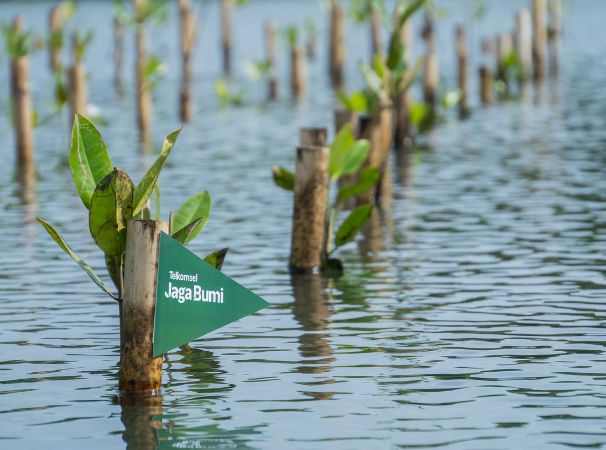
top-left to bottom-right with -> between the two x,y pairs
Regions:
14,162 -> 37,225
119,394 -> 163,450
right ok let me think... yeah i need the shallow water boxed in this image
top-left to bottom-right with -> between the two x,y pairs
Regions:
1,1 -> 606,449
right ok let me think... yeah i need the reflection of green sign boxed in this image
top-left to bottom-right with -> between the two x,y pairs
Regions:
153,233 -> 269,357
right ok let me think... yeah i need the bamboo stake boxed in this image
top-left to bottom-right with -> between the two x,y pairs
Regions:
49,6 -> 61,72
300,127 -> 327,147
114,15 -> 124,92
455,25 -> 468,115
10,17 -> 34,168
394,16 -> 413,150
119,220 -> 167,393
265,21 -> 278,101
221,0 -> 232,76
532,0 -> 547,80
179,0 -> 196,123
479,65 -> 492,105
134,0 -> 152,146
334,109 -> 359,136
548,0 -> 562,77
370,5 -> 382,60
422,11 -> 438,111
496,33 -> 513,93
515,9 -> 533,81
329,0 -> 345,88
291,45 -> 306,100
289,146 -> 329,274
68,35 -> 88,121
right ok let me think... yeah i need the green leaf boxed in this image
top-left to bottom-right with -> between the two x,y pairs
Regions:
37,218 -> 117,300
337,167 -> 381,203
69,114 -> 113,209
272,166 -> 294,191
171,217 -> 205,245
348,91 -> 368,112
132,127 -> 181,216
172,191 -> 212,244
329,125 -> 371,180
105,254 -> 120,291
204,248 -> 229,271
335,205 -> 373,248
89,168 -> 134,257
153,182 -> 161,221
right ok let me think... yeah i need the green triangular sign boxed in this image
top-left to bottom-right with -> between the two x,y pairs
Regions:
153,232 -> 269,357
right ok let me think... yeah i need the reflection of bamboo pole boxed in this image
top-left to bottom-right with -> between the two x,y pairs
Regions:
479,65 -> 492,105
10,17 -> 34,169
265,21 -> 277,101
114,16 -> 124,92
548,0 -> 561,77
134,0 -> 151,146
515,9 -> 532,81
120,220 -> 167,393
290,147 -> 329,274
179,0 -> 196,123
329,1 -> 345,88
455,25 -> 468,114
49,6 -> 61,71
68,35 -> 88,121
221,0 -> 232,76
532,0 -> 547,80
120,394 -> 163,449
291,45 -> 306,100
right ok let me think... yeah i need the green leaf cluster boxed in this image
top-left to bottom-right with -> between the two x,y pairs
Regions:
38,115 -> 222,300
73,30 -> 94,61
2,22 -> 32,58
215,79 -> 246,106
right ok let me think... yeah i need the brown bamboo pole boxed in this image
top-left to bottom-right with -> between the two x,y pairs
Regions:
289,146 -> 329,274
334,109 -> 359,136
68,35 -> 88,121
221,0 -> 232,76
479,65 -> 492,105
515,9 -> 533,81
394,14 -> 413,150
370,5 -> 382,60
300,127 -> 327,147
329,0 -> 345,88
532,0 -> 547,81
548,0 -> 562,77
134,0 -> 152,146
179,0 -> 196,123
10,17 -> 34,168
114,15 -> 124,92
496,33 -> 513,93
49,6 -> 61,72
291,45 -> 306,100
422,11 -> 438,111
455,25 -> 468,114
119,220 -> 168,393
265,21 -> 278,101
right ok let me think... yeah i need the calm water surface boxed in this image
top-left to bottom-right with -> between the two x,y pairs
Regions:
1,1 -> 606,449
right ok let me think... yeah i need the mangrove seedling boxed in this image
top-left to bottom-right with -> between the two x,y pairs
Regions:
273,125 -> 379,275
48,1 -> 76,68
38,115 -> 225,301
215,79 -> 246,106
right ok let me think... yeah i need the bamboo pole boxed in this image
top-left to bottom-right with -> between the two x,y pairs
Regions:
300,127 -> 327,147
532,0 -> 547,81
179,0 -> 196,123
479,65 -> 492,105
134,0 -> 152,146
394,15 -> 413,150
10,17 -> 34,168
119,220 -> 167,393
68,35 -> 88,121
548,0 -> 562,77
114,16 -> 124,92
221,0 -> 232,76
455,25 -> 468,115
334,109 -> 359,136
49,6 -> 61,72
515,9 -> 533,81
265,21 -> 278,101
329,0 -> 345,88
291,45 -> 306,100
422,11 -> 438,111
289,146 -> 329,274
370,5 -> 382,60
496,33 -> 513,93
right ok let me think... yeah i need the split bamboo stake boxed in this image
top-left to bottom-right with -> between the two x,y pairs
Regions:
179,0 -> 196,123
114,16 -> 124,92
289,146 -> 329,274
300,127 -> 327,147
119,220 -> 168,393
329,0 -> 345,88
532,0 -> 547,81
394,16 -> 413,150
548,0 -> 562,77
455,25 -> 468,115
68,35 -> 88,122
221,0 -> 232,76
134,0 -> 152,146
479,65 -> 492,105
291,45 -> 306,100
265,21 -> 278,101
515,9 -> 533,81
49,6 -> 61,72
10,17 -> 34,168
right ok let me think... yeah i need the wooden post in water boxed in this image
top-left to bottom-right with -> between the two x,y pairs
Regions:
289,144 -> 329,274
10,17 -> 34,168
300,127 -> 327,147
334,109 -> 359,136
548,0 -> 562,77
265,21 -> 278,101
422,11 -> 438,111
515,9 -> 533,81
68,35 -> 88,121
179,0 -> 196,123
479,65 -> 492,105
114,16 -> 124,92
134,0 -> 152,146
370,5 -> 382,60
455,25 -> 468,115
496,33 -> 513,94
532,0 -> 547,81
221,0 -> 232,76
291,44 -> 306,100
119,220 -> 167,393
49,6 -> 61,72
329,0 -> 345,88
394,14 -> 413,150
